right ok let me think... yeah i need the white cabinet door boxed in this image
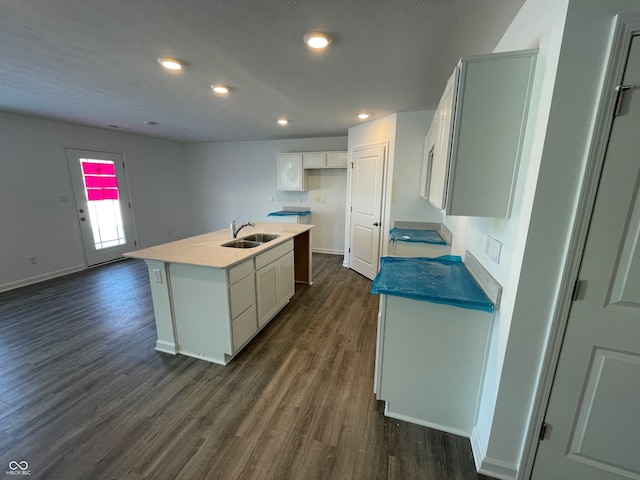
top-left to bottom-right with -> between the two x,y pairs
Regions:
256,261 -> 279,327
327,151 -> 348,168
277,153 -> 307,191
420,116 -> 437,200
303,152 -> 326,168
429,69 -> 458,210
277,251 -> 295,305
256,248 -> 295,328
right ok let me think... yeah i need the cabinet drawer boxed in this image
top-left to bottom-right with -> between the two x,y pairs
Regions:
255,239 -> 293,270
229,272 -> 255,319
228,258 -> 254,285
232,304 -> 257,351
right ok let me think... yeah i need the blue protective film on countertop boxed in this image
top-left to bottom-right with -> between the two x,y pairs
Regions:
268,210 -> 311,217
389,228 -> 447,245
370,256 -> 494,312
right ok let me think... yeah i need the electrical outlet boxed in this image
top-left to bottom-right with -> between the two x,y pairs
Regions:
29,255 -> 38,265
485,236 -> 493,256
490,239 -> 502,264
153,269 -> 163,283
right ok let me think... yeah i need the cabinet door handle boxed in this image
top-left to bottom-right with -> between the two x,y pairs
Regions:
373,222 -> 380,226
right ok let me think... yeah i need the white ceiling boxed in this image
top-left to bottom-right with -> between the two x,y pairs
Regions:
0,0 -> 525,143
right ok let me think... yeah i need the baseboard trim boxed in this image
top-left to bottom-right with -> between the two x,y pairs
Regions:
0,264 -> 86,293
155,340 -> 178,355
478,456 -> 518,480
471,426 -> 487,471
312,248 -> 344,255
384,406 -> 470,438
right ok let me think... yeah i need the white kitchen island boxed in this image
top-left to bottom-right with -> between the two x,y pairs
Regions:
124,223 -> 313,365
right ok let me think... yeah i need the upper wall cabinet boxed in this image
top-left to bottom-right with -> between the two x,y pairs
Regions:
302,151 -> 348,169
425,49 -> 537,217
277,153 -> 307,191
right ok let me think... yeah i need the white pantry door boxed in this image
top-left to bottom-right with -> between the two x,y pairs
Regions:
531,35 -> 640,480
349,145 -> 385,280
66,149 -> 136,266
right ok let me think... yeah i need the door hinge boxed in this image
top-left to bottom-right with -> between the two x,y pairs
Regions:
350,206 -> 352,212
128,202 -> 132,209
348,247 -> 351,253
351,162 -> 354,169
614,84 -> 638,116
122,161 -> 126,169
572,279 -> 587,301
134,240 -> 137,246
539,422 -> 549,441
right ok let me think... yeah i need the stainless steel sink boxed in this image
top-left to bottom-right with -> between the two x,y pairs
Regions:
221,239 -> 263,249
241,233 -> 281,243
221,233 -> 281,249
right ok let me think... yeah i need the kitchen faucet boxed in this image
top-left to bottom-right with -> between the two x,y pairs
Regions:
230,217 -> 255,238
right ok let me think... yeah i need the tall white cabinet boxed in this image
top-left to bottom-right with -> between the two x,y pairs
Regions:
422,49 -> 537,217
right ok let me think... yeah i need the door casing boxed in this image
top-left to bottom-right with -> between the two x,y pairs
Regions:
65,147 -> 137,267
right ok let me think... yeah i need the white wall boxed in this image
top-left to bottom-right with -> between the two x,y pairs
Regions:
345,111 -> 443,261
473,0 -> 640,478
0,112 -> 191,292
434,0 -> 570,475
184,137 -> 348,254
391,111 -> 443,224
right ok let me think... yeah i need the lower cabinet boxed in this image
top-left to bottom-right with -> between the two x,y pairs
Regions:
256,248 -> 294,327
375,294 -> 492,437
229,261 -> 257,352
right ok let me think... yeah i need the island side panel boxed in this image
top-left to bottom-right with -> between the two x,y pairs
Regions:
294,229 -> 313,284
169,263 -> 233,365
144,260 -> 178,354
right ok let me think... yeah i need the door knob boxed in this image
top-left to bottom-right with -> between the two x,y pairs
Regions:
80,217 -> 86,221
373,222 -> 380,226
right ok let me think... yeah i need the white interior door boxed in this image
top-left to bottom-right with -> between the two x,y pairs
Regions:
531,35 -> 640,480
66,149 -> 136,266
349,145 -> 385,280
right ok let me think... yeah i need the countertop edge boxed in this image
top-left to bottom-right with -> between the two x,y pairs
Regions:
123,223 -> 313,269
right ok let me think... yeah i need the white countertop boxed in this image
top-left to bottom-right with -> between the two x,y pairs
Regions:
124,222 -> 313,269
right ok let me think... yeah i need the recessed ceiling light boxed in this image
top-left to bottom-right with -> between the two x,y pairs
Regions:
157,57 -> 184,71
144,121 -> 158,125
358,113 -> 370,120
303,32 -> 332,49
211,85 -> 230,95
277,119 -> 289,125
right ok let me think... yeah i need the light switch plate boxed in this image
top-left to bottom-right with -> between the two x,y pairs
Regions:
490,239 -> 502,264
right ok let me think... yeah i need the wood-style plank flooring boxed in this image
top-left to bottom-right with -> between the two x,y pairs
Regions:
0,254 -> 495,480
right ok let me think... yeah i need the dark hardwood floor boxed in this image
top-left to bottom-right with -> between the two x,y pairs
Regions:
0,254 -> 495,480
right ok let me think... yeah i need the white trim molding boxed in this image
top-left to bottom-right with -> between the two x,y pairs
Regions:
472,427 -> 518,480
0,264 -> 86,293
